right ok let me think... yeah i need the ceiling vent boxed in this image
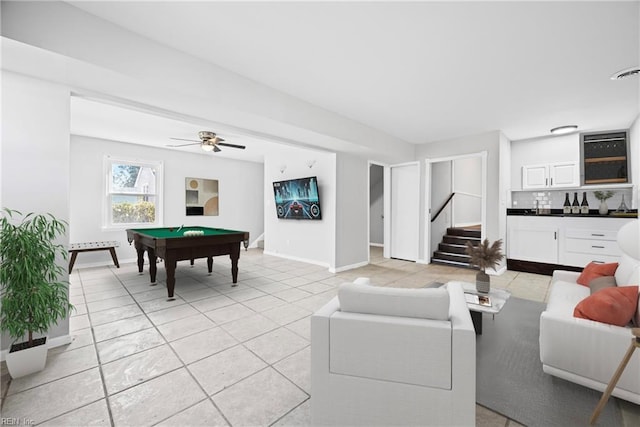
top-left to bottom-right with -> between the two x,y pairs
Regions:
610,66 -> 640,80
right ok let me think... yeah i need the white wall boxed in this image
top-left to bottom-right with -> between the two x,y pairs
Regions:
70,136 -> 264,268
335,153 -> 369,270
629,114 -> 639,208
263,147 -> 336,268
453,156 -> 482,226
369,164 -> 384,245
1,71 -> 71,350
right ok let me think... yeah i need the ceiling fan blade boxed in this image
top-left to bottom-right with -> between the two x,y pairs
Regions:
166,142 -> 202,147
170,137 -> 201,142
213,145 -> 222,153
217,142 -> 246,150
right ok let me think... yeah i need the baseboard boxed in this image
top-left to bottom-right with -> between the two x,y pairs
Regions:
73,257 -> 138,270
329,260 -> 369,273
507,259 -> 582,276
263,251 -> 330,269
487,265 -> 507,276
0,334 -> 72,362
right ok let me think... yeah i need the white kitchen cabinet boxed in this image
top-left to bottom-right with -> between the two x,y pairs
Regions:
507,217 -> 559,264
522,164 -> 549,189
522,162 -> 579,189
549,162 -> 580,188
559,217 -> 634,267
507,215 -> 635,267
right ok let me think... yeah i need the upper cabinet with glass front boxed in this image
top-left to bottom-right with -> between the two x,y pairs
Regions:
581,130 -> 629,185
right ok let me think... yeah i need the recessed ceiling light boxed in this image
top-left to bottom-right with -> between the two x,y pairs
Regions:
550,125 -> 578,135
610,66 -> 640,80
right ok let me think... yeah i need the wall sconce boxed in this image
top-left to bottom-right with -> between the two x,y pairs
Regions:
279,165 -> 287,174
307,160 -> 316,169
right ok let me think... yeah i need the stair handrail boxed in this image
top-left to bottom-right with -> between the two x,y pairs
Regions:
431,192 -> 455,223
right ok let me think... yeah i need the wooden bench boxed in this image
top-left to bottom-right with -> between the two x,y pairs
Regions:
69,241 -> 120,272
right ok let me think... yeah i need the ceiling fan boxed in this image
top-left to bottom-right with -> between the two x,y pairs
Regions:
167,131 -> 246,152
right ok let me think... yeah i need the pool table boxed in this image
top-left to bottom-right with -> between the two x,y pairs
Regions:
126,226 -> 249,299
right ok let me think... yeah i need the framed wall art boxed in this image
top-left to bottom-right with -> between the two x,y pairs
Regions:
185,177 -> 219,216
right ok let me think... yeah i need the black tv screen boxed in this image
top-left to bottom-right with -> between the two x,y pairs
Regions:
273,176 -> 322,220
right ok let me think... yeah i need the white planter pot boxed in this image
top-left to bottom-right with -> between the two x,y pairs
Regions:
598,201 -> 609,215
5,337 -> 48,378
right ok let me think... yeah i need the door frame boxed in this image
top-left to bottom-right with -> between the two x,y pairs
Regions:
423,151 -> 487,263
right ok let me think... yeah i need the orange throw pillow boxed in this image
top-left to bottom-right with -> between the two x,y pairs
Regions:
574,285 -> 639,326
576,262 -> 619,286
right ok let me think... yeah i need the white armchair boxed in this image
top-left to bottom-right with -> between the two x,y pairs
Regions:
311,280 -> 476,426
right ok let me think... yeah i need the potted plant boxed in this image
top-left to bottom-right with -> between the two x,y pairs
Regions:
0,208 -> 73,378
594,191 -> 615,215
465,239 -> 504,293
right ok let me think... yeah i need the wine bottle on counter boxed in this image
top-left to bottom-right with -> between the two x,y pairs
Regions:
571,192 -> 580,214
563,193 -> 571,214
580,192 -> 589,214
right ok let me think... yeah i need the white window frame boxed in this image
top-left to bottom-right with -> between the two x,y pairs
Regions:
103,156 -> 164,229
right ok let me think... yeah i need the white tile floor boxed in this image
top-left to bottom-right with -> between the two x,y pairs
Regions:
1,247 -> 638,426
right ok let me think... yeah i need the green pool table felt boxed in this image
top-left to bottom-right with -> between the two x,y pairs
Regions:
129,226 -> 244,239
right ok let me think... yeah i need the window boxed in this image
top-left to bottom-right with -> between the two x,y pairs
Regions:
104,157 -> 163,227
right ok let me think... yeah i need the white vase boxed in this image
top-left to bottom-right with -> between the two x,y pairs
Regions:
5,337 -> 48,378
598,201 -> 609,215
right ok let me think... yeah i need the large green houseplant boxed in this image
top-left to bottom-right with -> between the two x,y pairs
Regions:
0,208 -> 73,378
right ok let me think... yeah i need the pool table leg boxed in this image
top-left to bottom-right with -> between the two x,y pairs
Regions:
207,256 -> 213,275
134,243 -> 145,274
230,244 -> 240,286
148,248 -> 157,284
165,258 -> 177,299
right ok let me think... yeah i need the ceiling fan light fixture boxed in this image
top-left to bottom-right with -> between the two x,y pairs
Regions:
201,143 -> 215,152
550,125 -> 578,135
610,66 -> 640,80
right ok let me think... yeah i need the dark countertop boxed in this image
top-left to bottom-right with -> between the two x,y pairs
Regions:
507,208 -> 638,218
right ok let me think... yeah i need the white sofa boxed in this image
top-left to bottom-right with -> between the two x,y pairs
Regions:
311,280 -> 475,426
540,220 -> 640,404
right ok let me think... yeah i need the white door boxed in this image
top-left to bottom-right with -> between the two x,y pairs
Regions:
390,162 -> 420,261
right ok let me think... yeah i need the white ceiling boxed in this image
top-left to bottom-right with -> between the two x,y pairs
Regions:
70,97 -> 288,163
68,1 -> 639,155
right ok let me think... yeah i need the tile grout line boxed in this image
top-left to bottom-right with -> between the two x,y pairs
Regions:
111,263 -> 238,426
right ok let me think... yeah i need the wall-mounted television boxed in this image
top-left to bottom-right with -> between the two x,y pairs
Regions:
273,176 -> 322,220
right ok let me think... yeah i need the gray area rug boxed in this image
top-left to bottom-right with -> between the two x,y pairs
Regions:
476,296 -> 622,427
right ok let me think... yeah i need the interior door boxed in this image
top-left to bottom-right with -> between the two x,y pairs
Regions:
390,162 -> 420,261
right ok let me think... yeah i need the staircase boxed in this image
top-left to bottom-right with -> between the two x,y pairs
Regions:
432,227 -> 481,268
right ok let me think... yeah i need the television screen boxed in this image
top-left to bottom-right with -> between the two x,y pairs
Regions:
273,176 -> 322,220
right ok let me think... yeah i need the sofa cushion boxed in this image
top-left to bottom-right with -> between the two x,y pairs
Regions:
615,255 -> 640,285
589,276 -> 617,294
577,262 -> 618,286
574,285 -> 639,326
338,282 -> 450,320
